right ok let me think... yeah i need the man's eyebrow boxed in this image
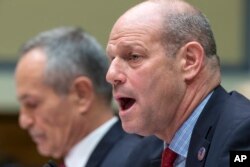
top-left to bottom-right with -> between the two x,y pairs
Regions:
107,40 -> 147,57
18,94 -> 30,101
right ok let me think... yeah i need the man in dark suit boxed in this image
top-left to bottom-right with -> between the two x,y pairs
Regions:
105,0 -> 250,166
186,85 -> 250,166
15,27 -> 162,167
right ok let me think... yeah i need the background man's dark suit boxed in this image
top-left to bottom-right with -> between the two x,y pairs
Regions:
187,85 -> 250,167
86,120 -> 163,167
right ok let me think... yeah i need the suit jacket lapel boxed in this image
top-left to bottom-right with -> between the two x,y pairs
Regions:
186,86 -> 228,167
150,159 -> 162,167
85,121 -> 124,167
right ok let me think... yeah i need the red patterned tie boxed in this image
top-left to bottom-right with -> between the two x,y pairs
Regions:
59,162 -> 65,167
161,147 -> 178,167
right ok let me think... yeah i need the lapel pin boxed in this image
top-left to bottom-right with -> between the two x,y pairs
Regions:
197,147 -> 206,161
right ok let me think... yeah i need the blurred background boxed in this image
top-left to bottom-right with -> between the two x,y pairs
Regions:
0,0 -> 249,166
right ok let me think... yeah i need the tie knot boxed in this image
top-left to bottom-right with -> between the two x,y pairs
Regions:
59,161 -> 66,167
161,148 -> 178,167
59,163 -> 65,167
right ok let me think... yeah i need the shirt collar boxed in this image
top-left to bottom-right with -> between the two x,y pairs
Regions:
169,92 -> 213,158
65,116 -> 118,167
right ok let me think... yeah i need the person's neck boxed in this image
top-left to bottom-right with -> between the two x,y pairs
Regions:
162,70 -> 220,143
64,103 -> 114,158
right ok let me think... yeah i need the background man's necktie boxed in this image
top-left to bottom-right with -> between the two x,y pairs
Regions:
59,162 -> 65,167
161,147 -> 178,167
43,160 -> 58,167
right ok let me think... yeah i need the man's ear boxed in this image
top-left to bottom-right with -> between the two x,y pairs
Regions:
71,76 -> 94,114
179,41 -> 205,82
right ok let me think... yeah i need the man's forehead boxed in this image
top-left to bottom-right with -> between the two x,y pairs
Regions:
109,2 -> 164,43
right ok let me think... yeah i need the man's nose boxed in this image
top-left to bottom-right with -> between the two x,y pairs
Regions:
19,109 -> 34,130
106,58 -> 126,86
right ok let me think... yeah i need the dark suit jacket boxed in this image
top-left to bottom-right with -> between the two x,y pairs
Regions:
125,135 -> 163,167
85,120 -> 162,167
186,85 -> 250,167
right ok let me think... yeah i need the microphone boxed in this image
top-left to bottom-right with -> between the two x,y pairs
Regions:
43,160 -> 58,167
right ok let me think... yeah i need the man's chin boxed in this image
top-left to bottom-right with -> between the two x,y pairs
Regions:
37,145 -> 55,158
121,122 -> 146,136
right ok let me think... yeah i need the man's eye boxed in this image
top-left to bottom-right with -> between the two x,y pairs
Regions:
128,54 -> 141,61
24,102 -> 38,109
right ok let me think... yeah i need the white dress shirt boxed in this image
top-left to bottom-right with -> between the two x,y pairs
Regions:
65,116 -> 118,167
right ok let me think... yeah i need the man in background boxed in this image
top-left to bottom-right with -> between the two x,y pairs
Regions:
15,27 -> 162,167
106,0 -> 250,166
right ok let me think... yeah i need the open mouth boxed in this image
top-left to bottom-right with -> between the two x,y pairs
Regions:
117,97 -> 136,111
31,134 -> 45,144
